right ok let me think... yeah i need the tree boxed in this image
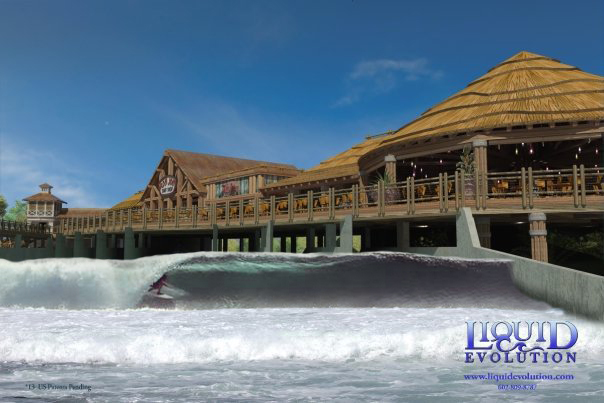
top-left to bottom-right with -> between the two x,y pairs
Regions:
0,195 -> 7,218
4,200 -> 27,222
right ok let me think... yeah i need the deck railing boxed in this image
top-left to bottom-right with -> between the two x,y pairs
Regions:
57,164 -> 604,235
0,219 -> 51,235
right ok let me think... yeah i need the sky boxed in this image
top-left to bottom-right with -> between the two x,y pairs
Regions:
0,0 -> 602,208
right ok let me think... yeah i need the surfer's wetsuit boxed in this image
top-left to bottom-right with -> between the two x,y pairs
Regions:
149,274 -> 168,295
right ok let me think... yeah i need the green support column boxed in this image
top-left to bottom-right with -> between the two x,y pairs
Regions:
73,232 -> 86,258
305,228 -> 315,253
222,237 -> 229,252
124,227 -> 137,260
95,230 -> 108,259
363,227 -> 371,251
55,234 -> 69,257
212,225 -> 219,251
335,215 -> 353,253
14,234 -> 23,249
261,220 -> 274,252
250,230 -> 261,252
325,223 -> 337,252
396,221 -> 410,251
239,238 -> 245,252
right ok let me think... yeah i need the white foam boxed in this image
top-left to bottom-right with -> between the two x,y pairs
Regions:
0,253 -> 199,309
1,307 -> 602,365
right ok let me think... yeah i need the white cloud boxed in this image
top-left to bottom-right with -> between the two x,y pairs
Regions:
0,137 -> 107,208
334,57 -> 443,107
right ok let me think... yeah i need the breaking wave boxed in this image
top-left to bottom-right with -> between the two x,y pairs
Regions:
0,252 -> 547,310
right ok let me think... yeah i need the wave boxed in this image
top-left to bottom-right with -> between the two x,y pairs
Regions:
0,252 -> 547,310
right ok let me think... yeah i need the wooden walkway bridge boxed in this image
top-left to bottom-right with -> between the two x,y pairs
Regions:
57,165 -> 603,236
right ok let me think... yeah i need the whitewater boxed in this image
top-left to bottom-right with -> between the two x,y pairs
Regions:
1,252 -> 603,402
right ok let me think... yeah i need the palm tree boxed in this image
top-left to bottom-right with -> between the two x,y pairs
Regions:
370,172 -> 399,204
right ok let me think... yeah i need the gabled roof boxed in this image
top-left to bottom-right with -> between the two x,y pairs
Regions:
57,208 -> 106,218
165,149 -> 297,189
23,192 -> 66,204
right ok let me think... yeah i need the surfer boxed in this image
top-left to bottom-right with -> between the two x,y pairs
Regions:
149,274 -> 168,295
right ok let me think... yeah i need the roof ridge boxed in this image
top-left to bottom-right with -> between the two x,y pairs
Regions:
487,55 -> 559,73
467,66 -> 581,88
166,149 -> 295,167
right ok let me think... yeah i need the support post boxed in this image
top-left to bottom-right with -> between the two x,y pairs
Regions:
261,220 -> 274,252
280,236 -> 287,253
324,222 -> 337,252
384,154 -> 397,181
472,139 -> 488,210
290,235 -> 297,253
335,215 -> 353,253
305,227 -> 315,252
73,232 -> 86,258
475,216 -> 491,249
396,221 -> 410,251
529,212 -> 548,263
95,230 -> 108,259
212,225 -> 219,252
55,234 -> 68,258
124,227 -> 137,260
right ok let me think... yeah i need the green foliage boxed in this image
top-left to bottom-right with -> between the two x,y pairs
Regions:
371,171 -> 395,186
4,200 -> 27,222
549,230 -> 603,260
456,145 -> 475,174
0,195 -> 7,218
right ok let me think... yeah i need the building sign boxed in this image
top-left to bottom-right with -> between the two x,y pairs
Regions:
159,175 -> 177,198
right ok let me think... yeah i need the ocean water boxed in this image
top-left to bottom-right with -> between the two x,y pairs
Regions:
0,253 -> 603,402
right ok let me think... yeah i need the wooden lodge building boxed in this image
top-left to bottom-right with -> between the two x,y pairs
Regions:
9,51 -> 604,269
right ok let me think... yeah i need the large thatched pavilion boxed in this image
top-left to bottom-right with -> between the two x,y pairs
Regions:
263,51 -> 603,195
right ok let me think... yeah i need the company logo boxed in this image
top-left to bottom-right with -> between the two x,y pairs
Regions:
159,175 -> 177,197
465,321 -> 577,364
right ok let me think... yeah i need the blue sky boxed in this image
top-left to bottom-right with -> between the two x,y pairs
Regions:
1,0 -> 602,207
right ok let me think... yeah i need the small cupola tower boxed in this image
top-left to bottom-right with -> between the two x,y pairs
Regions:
22,183 -> 67,232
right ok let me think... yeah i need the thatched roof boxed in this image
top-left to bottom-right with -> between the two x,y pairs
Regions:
263,138 -> 382,189
265,51 -> 603,189
382,51 -> 604,145
108,191 -> 144,211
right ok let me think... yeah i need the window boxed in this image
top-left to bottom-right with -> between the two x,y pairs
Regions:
215,177 -> 249,198
264,175 -> 286,185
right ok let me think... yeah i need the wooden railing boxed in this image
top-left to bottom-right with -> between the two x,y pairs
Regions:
0,219 -> 51,235
57,165 -> 604,235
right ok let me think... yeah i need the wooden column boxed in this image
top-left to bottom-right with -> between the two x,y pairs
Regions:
472,139 -> 488,209
384,154 -> 397,182
529,212 -> 548,263
359,172 -> 368,207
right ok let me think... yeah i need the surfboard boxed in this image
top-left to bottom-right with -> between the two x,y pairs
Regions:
146,291 -> 174,300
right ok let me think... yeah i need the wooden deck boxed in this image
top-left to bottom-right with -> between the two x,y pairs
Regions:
58,165 -> 604,236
